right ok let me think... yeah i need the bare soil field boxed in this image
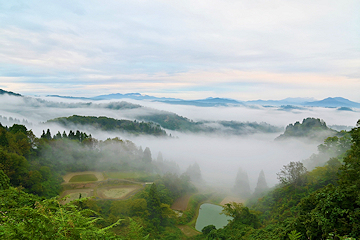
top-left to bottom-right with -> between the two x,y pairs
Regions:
219,196 -> 244,206
62,171 -> 105,183
171,194 -> 191,211
97,185 -> 142,200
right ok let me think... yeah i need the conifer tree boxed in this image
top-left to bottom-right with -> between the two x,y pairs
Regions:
233,167 -> 251,199
143,147 -> 152,163
253,170 -> 268,196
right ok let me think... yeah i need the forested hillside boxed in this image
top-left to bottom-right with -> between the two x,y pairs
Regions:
47,115 -> 167,136
0,122 -> 196,239
276,117 -> 338,142
195,120 -> 360,240
1,119 -> 360,239
138,113 -> 281,135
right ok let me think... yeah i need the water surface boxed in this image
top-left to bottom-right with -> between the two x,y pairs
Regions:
195,203 -> 232,231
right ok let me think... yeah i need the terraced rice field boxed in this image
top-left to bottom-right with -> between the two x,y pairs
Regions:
61,171 -> 144,203
98,185 -> 141,199
69,174 -> 98,182
62,171 -> 105,183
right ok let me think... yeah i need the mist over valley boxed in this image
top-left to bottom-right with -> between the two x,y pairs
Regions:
0,91 -> 357,191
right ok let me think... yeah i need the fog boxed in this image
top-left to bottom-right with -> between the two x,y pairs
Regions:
125,133 -> 317,190
1,94 -> 359,191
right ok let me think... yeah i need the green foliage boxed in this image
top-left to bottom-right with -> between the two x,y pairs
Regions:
202,225 -> 216,235
288,230 -> 302,240
125,218 -> 149,240
304,132 -> 352,170
277,161 -> 307,187
147,183 -> 162,227
338,120 -> 360,187
0,169 -> 10,190
0,187 -> 122,239
0,148 -> 28,186
222,202 -> 260,229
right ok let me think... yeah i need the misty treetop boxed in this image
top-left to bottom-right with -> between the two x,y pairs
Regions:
47,115 -> 167,136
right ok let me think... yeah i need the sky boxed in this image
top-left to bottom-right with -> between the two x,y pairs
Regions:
0,0 -> 359,101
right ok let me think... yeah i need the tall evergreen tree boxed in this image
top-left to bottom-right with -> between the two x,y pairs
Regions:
62,131 -> 67,138
45,129 -> 52,140
143,147 -> 152,163
233,167 -> 251,199
253,170 -> 268,196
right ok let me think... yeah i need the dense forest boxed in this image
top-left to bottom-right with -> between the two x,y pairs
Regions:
47,115 -> 167,136
275,117 -> 338,142
1,118 -> 360,239
138,113 -> 282,135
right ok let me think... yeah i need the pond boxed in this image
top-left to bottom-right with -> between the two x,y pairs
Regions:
195,203 -> 232,232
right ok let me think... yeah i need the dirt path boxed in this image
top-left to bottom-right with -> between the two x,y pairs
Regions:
62,171 -> 105,183
177,225 -> 201,237
171,194 -> 191,211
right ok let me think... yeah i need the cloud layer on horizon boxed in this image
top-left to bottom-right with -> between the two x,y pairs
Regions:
0,0 -> 359,100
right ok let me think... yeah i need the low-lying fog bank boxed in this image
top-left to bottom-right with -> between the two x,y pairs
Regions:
1,95 -> 358,192
126,132 -> 318,191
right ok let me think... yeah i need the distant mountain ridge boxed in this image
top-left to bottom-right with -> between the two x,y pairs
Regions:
303,97 -> 360,108
46,93 -> 360,108
246,97 -> 316,106
1,88 -> 359,109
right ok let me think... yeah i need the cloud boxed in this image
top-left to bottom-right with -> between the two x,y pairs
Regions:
0,0 -> 359,99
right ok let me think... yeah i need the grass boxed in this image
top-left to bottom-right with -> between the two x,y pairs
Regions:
69,174 -> 98,182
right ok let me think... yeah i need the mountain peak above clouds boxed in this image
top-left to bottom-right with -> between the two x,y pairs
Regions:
91,93 -> 180,101
14,90 -> 360,109
0,89 -> 22,97
304,97 -> 360,108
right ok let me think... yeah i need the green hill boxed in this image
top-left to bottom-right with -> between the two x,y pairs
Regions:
47,115 -> 167,136
138,112 -> 281,134
276,117 -> 337,141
